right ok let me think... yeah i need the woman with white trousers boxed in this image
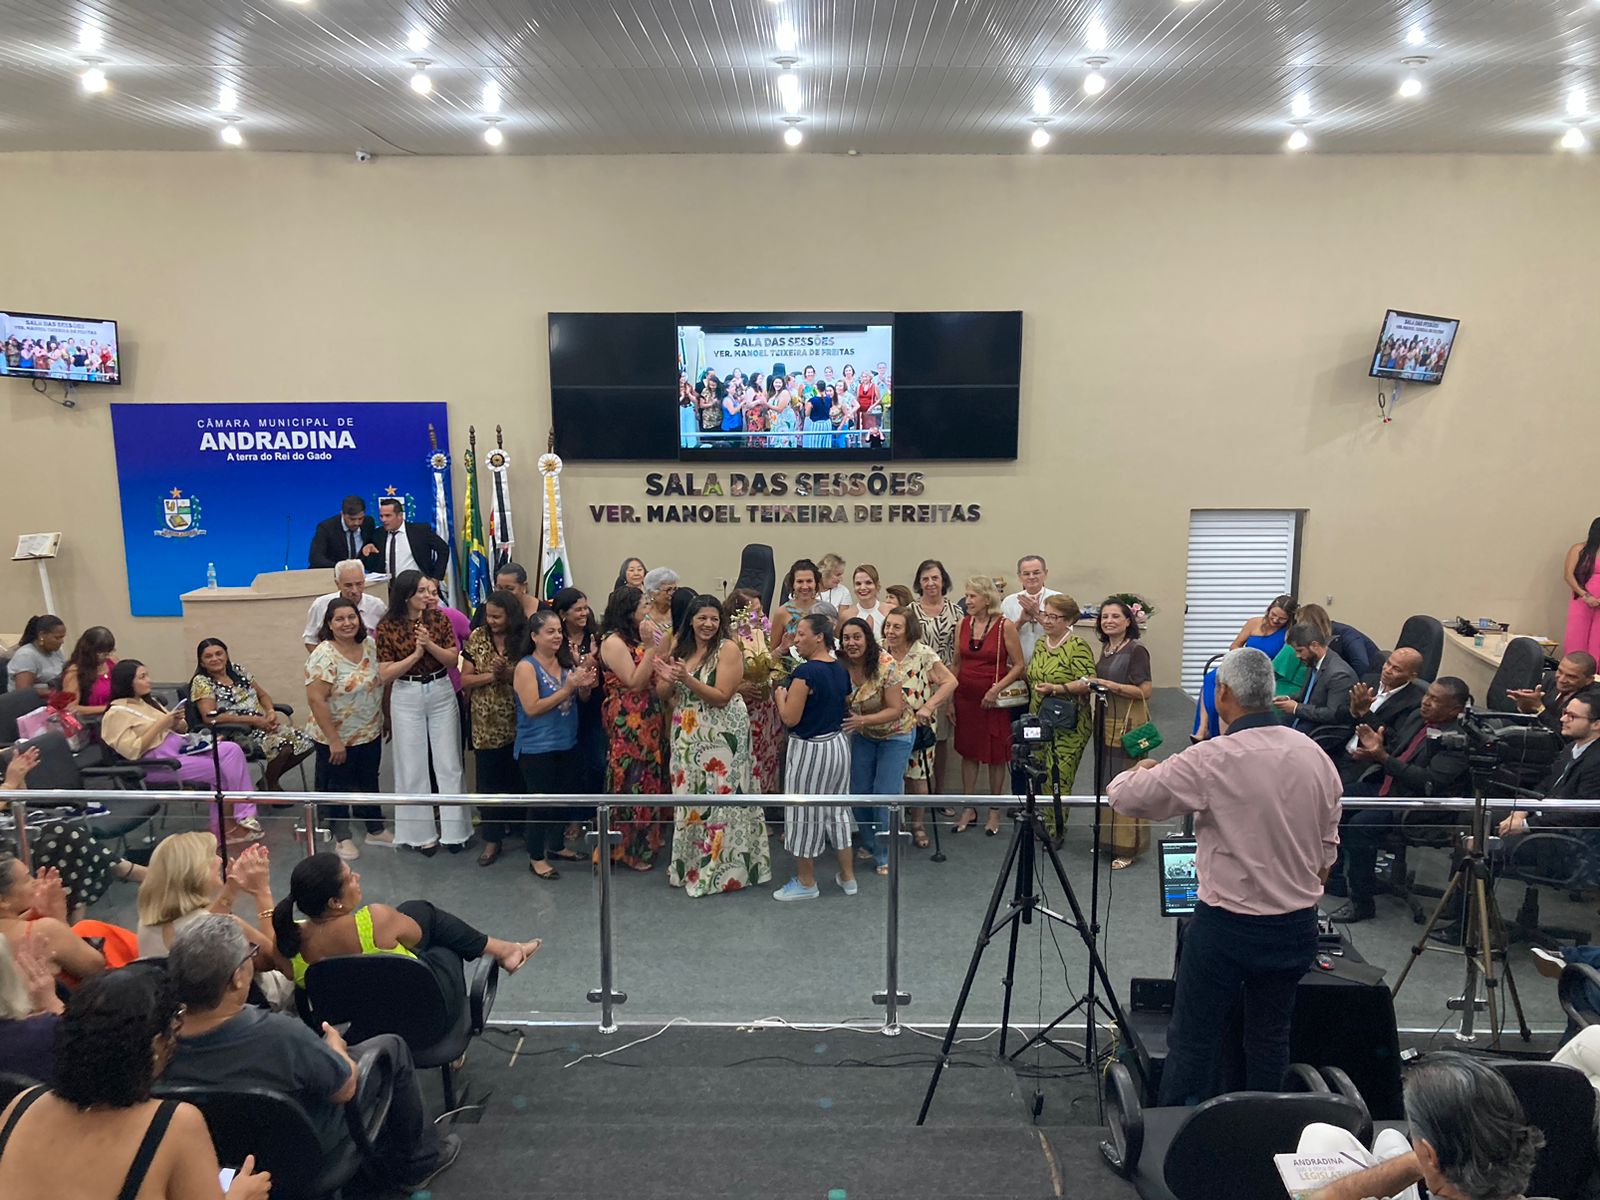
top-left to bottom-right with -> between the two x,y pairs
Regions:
375,571 -> 471,854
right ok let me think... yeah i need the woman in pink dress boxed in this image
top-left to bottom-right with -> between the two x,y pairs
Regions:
1564,518 -> 1600,659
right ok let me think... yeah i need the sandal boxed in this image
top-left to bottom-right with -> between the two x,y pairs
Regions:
855,847 -> 876,862
552,848 -> 584,861
911,825 -> 930,849
876,865 -> 890,876
1111,857 -> 1135,871
531,862 -> 560,880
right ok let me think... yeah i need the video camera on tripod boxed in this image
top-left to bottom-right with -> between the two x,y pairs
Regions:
1011,692 -> 1080,777
1438,708 -> 1564,794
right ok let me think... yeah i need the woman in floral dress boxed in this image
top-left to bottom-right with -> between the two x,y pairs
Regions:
659,595 -> 772,896
597,584 -> 669,869
724,588 -> 783,794
190,638 -> 314,791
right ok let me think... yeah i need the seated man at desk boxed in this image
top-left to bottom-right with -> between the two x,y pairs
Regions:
1334,647 -> 1427,785
1273,622 -> 1358,753
1498,687 -> 1600,840
1508,651 -> 1597,734
1327,677 -> 1471,923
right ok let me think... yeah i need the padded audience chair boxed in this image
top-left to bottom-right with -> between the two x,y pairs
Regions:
13,731 -> 164,847
1494,1060 -> 1598,1200
0,1071 -> 39,1109
1499,832 -> 1596,949
156,1044 -> 395,1200
0,688 -> 46,745
1100,1060 -> 1367,1200
303,953 -> 499,1110
1393,615 -> 1445,683
1557,961 -> 1600,1032
1487,637 -> 1548,712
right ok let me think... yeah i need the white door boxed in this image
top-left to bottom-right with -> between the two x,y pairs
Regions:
1181,510 -> 1301,696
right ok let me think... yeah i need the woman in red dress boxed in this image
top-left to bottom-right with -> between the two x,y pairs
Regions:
952,574 -> 1025,835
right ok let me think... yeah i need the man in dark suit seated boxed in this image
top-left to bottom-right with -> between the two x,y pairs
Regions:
1508,651 -> 1597,734
1273,622 -> 1358,754
375,496 -> 450,580
1497,686 -> 1600,840
1326,676 -> 1472,923
308,495 -> 380,569
1334,647 -> 1427,784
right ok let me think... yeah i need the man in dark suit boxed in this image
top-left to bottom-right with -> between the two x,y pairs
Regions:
376,496 -> 449,580
1498,687 -> 1600,837
1508,651 -> 1597,734
1273,622 -> 1358,754
1333,647 -> 1427,784
1328,676 -> 1472,922
308,496 -> 380,569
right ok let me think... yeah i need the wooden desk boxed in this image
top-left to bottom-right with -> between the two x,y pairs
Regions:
180,570 -> 390,716
1440,629 -> 1556,702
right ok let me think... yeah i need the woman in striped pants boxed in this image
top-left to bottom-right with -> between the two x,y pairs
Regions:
771,614 -> 858,901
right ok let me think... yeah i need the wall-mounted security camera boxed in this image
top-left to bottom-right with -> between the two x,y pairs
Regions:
355,149 -> 373,164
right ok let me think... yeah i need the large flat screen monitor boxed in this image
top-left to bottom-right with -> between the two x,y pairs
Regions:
678,314 -> 893,461
0,310 -> 121,385
1369,308 -> 1458,385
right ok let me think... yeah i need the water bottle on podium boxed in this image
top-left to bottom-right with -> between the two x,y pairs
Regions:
206,562 -> 218,590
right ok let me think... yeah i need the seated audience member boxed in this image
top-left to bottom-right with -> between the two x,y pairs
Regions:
59,624 -> 116,716
1328,619 -> 1380,679
1273,621 -> 1357,751
0,967 -> 271,1198
0,932 -> 62,1084
6,615 -> 66,692
1335,647 -> 1427,783
1193,594 -> 1297,740
1300,1051 -> 1546,1200
136,836 -> 276,959
101,660 -> 260,849
0,852 -> 105,982
269,853 -> 544,1029
163,915 -> 460,1191
1509,651 -> 1598,734
1498,686 -> 1600,842
301,559 -> 386,653
1327,677 -> 1471,923
191,637 -> 315,791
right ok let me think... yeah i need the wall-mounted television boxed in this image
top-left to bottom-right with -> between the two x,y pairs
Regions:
549,310 -> 1021,462
1369,308 -> 1458,386
0,310 -> 121,385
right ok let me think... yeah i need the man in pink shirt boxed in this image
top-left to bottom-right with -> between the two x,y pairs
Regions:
1108,647 -> 1342,1106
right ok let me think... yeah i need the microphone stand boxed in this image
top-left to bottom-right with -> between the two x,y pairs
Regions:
202,708 -> 231,882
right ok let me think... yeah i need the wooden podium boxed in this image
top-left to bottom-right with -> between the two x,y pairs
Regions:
180,569 -> 390,715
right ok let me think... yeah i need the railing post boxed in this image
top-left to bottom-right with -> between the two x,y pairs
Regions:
300,801 -> 320,858
8,800 -> 30,871
874,800 -> 911,1035
586,801 -> 626,1033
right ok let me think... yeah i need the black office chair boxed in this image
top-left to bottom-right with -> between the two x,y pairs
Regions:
1495,1061 -> 1597,1200
1101,1061 -> 1369,1200
1497,830 -> 1597,949
0,1071 -> 39,1108
1557,961 -> 1600,1031
157,1044 -> 395,1200
734,543 -> 777,616
303,953 -> 499,1110
0,688 -> 46,744
1487,637 -> 1548,713
1393,615 -> 1445,683
14,731 -> 165,847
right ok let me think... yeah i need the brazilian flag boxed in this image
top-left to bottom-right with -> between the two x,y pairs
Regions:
460,448 -> 491,613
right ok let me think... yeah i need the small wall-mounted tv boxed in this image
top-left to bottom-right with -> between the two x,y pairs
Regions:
1369,308 -> 1458,386
0,310 -> 121,385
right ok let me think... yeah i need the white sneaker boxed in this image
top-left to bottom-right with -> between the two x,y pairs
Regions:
772,877 -> 820,902
335,839 -> 361,861
834,873 -> 858,896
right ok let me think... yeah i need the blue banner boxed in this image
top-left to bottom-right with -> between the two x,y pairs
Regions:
111,402 -> 452,616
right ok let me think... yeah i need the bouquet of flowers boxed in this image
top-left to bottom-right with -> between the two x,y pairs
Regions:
731,603 -> 787,696
1104,592 -> 1157,627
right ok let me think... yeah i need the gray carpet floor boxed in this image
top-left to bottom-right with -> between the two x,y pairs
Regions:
85,687 -> 1583,1040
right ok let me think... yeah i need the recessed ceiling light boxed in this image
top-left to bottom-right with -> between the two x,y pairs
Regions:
410,69 -> 433,95
1086,16 -> 1108,53
1030,127 -> 1051,149
1032,84 -> 1051,115
484,126 -> 504,147
80,66 -> 108,93
1561,126 -> 1588,151
220,124 -> 243,147
776,20 -> 798,54
1406,24 -> 1426,47
1291,90 -> 1311,118
1286,128 -> 1309,151
1569,87 -> 1588,118
407,27 -> 430,53
218,82 -> 238,111
483,80 -> 502,113
784,126 -> 803,147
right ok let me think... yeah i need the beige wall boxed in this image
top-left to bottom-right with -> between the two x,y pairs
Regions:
1,150 -> 1594,686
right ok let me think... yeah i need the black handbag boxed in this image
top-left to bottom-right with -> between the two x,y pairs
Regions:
1037,694 -> 1078,731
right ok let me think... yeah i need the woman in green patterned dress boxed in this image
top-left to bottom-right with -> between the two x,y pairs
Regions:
1026,594 -> 1098,837
659,595 -> 773,896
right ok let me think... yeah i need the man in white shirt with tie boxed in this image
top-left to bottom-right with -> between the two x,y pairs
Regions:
1000,555 -> 1060,663
303,560 -> 387,652
378,497 -> 419,577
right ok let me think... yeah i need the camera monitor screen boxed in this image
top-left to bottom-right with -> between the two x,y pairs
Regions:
0,310 -> 121,385
1369,308 -> 1459,386
1158,836 -> 1199,917
677,319 -> 893,456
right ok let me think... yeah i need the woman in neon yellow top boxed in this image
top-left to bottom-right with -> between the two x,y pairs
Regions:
268,854 -> 543,1026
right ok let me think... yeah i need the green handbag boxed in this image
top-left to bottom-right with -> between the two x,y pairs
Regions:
1119,696 -> 1163,759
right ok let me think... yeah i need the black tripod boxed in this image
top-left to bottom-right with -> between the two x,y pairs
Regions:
916,725 -> 1133,1124
1391,783 -> 1531,1045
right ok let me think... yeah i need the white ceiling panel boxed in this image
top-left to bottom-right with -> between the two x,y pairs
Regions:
0,0 -> 1593,155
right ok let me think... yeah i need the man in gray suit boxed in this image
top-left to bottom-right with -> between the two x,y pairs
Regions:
1274,622 -> 1358,754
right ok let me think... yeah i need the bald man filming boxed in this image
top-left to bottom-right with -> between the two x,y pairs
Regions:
1108,647 -> 1343,1106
